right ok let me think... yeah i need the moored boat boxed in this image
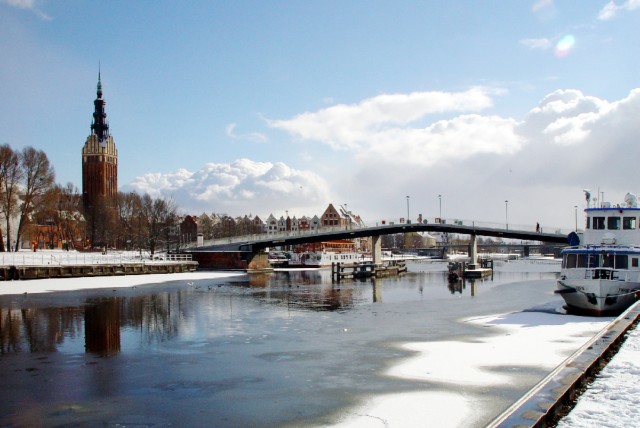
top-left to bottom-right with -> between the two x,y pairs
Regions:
556,192 -> 640,315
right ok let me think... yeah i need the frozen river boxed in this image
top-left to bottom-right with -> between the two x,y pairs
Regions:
0,260 -> 611,426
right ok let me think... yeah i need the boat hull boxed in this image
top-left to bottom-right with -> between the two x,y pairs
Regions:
556,279 -> 640,316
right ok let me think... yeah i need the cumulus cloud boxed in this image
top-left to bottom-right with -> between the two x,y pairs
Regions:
598,0 -> 640,20
267,87 -> 497,150
126,158 -> 331,216
267,87 -> 521,167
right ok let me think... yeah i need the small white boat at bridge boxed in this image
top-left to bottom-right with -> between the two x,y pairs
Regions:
556,192 -> 640,315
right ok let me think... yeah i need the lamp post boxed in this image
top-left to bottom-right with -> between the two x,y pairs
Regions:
438,194 -> 442,223
574,205 -> 578,232
505,200 -> 509,230
406,195 -> 410,224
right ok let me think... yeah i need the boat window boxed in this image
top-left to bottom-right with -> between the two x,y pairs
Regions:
623,217 -> 637,230
607,216 -> 621,230
602,253 -> 614,268
593,217 -> 605,230
588,253 -> 599,268
565,253 -> 577,269
577,254 -> 587,268
615,255 -> 628,269
633,258 -> 639,268
585,217 -> 590,229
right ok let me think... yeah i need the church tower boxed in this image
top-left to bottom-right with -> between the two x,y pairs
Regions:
82,72 -> 118,209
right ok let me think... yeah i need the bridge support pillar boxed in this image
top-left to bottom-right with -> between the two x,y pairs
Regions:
372,235 -> 382,264
468,234 -> 478,269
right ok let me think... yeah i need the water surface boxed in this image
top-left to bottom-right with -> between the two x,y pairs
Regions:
0,261 -> 562,426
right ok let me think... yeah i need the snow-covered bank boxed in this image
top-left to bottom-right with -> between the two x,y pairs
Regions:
0,249 -> 187,266
332,304 -> 613,427
556,320 -> 640,427
0,271 -> 245,295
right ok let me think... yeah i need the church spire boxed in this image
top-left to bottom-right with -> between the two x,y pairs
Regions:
97,66 -> 103,98
91,68 -> 109,143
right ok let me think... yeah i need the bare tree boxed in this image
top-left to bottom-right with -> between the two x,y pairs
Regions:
115,192 -> 142,249
140,194 -> 177,257
14,147 -> 55,251
0,145 -> 23,252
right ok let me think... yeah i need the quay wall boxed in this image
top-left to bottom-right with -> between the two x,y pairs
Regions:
0,262 -> 198,281
488,301 -> 640,427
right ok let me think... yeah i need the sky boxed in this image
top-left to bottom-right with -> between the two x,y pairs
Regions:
1,0 -> 639,230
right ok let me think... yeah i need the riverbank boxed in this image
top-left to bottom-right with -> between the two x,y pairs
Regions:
0,269 -> 245,295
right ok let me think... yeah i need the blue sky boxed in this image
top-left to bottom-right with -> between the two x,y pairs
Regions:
1,0 -> 639,229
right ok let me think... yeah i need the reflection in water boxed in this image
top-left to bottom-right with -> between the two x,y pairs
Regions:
0,306 -> 83,353
0,291 -> 190,355
0,266 -> 519,355
85,298 -> 121,356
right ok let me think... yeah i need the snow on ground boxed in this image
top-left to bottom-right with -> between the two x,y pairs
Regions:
556,324 -> 640,428
0,270 -> 245,295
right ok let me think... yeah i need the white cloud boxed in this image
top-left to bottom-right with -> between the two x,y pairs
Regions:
267,87 -> 497,150
598,0 -> 640,20
225,123 -> 268,144
126,158 -> 331,216
2,0 -> 51,20
520,38 -> 553,50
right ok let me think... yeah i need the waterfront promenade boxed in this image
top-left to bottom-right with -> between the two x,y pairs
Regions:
0,250 -> 197,280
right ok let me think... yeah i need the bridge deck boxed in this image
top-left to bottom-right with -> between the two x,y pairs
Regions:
188,223 -> 570,253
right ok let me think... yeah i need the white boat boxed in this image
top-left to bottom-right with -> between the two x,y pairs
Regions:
556,192 -> 640,315
285,251 -> 368,268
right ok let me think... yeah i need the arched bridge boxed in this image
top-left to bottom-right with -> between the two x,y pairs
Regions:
185,222 -> 572,270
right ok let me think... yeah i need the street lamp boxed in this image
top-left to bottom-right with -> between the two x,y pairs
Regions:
505,200 -> 509,230
574,205 -> 578,232
406,195 -> 410,224
438,194 -> 442,223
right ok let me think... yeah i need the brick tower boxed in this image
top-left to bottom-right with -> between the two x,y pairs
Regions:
82,72 -> 118,209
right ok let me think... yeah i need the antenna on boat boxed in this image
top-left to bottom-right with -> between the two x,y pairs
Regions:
583,189 -> 591,208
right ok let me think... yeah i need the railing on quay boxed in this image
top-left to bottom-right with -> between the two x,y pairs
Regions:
0,251 -> 193,267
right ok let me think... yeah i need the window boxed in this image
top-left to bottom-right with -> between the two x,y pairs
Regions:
623,217 -> 637,230
602,253 -> 614,268
577,254 -> 588,268
586,217 -> 591,229
564,253 -> 577,269
607,217 -> 621,230
632,258 -> 638,268
593,217 -> 605,230
615,255 -> 628,269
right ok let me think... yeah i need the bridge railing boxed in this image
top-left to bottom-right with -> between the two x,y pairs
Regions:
185,216 -> 578,249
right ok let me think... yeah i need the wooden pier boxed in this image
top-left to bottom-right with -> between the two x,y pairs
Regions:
0,261 -> 198,281
448,259 -> 494,280
331,260 -> 407,282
